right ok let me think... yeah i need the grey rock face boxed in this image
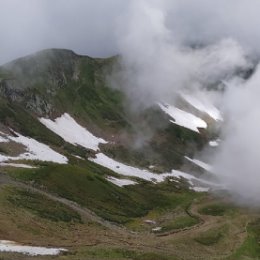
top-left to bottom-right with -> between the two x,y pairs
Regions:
0,49 -> 82,116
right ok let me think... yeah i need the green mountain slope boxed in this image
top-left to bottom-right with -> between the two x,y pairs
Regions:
0,49 -> 128,130
0,49 -> 205,169
0,49 -> 258,260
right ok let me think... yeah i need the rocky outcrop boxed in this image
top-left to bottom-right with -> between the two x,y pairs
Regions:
0,49 -> 84,116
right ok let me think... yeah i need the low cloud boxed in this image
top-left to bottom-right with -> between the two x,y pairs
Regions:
2,0 -> 260,204
113,0 -> 250,109
212,66 -> 260,204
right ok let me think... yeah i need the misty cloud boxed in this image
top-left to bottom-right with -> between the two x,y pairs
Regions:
113,0 -> 260,205
2,0 -> 260,64
0,0 -> 129,64
212,67 -> 260,204
2,0 -> 260,204
113,0 -> 250,109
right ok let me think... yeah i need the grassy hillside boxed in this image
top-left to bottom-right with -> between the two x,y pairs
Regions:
0,170 -> 259,260
0,49 -> 258,260
0,49 -> 129,132
7,162 -> 201,224
6,187 -> 82,223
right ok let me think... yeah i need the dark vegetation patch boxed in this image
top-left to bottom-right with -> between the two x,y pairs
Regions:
76,247 -> 174,260
6,187 -> 82,223
195,228 -> 224,246
161,215 -> 199,232
198,203 -> 233,216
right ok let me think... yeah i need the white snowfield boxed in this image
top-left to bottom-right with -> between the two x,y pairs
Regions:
209,139 -> 220,147
191,186 -> 210,192
181,93 -> 223,121
185,156 -> 212,172
152,227 -> 162,232
158,103 -> 207,133
106,176 -> 137,187
90,153 -> 213,192
0,163 -> 37,169
37,112 -> 215,180
0,131 -> 68,164
90,153 -> 165,182
39,113 -> 107,151
0,240 -> 67,256
0,136 -> 9,143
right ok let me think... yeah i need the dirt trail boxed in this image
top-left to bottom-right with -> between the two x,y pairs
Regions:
155,200 -> 215,238
161,199 -> 247,240
0,173 -> 252,260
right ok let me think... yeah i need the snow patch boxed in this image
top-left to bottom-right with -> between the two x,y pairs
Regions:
0,163 -> 37,169
144,220 -> 156,225
90,153 -> 162,181
0,132 -> 67,164
152,227 -> 162,232
90,153 -> 212,191
158,103 -> 207,133
8,132 -> 68,164
191,186 -> 210,192
39,113 -> 107,151
106,176 -> 137,187
185,156 -> 212,172
73,155 -> 85,160
209,139 -> 220,147
0,240 -> 67,256
181,93 -> 223,121
0,136 -> 9,143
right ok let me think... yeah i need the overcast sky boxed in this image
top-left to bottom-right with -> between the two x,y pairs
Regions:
0,0 -> 130,64
1,0 -> 260,65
